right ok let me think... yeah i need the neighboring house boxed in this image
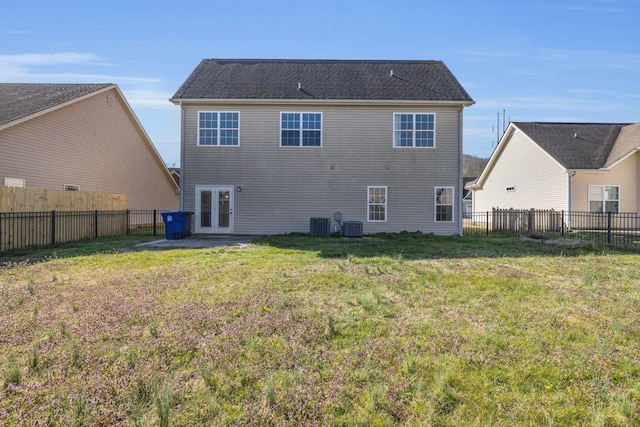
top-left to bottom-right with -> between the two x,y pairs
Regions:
171,59 -> 474,235
472,122 -> 640,214
0,83 -> 179,210
462,177 -> 476,218
168,167 -> 181,187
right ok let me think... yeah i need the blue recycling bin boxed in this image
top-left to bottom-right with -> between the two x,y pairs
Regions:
161,211 -> 193,240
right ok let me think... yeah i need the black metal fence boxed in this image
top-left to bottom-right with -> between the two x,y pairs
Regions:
0,210 -> 166,253
465,209 -> 640,250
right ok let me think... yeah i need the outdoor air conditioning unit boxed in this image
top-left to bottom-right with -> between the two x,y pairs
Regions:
310,217 -> 331,237
342,221 -> 363,238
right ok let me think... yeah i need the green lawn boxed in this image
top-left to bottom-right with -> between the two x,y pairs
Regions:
1,233 -> 639,426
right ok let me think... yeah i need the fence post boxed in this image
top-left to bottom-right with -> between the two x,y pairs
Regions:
561,210 -> 565,236
126,209 -> 130,235
607,211 -> 612,244
153,209 -> 157,236
485,211 -> 489,236
51,210 -> 56,245
94,210 -> 98,238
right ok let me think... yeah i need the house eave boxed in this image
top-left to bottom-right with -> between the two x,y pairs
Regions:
566,168 -> 611,174
170,97 -> 474,107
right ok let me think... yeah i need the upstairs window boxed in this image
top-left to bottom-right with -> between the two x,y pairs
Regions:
394,113 -> 435,147
281,112 -> 322,147
589,185 -> 619,213
435,187 -> 454,222
198,111 -> 239,146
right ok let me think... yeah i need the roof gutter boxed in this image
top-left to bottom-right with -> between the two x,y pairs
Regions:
566,168 -> 610,174
170,98 -> 475,107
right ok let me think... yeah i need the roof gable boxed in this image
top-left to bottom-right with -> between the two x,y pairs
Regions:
1,83 -> 179,193
606,123 -> 640,167
0,83 -> 113,127
171,59 -> 474,103
513,122 -> 628,169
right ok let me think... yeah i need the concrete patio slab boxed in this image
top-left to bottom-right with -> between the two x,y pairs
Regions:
137,235 -> 259,249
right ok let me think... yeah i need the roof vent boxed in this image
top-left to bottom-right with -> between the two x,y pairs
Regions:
390,70 -> 394,77
298,82 -> 302,90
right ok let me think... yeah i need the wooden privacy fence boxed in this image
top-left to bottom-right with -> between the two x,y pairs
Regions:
0,187 -> 126,212
487,208 -> 640,234
491,208 -> 564,234
465,209 -> 640,249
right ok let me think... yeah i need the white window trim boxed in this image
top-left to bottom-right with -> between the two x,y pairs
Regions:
280,112 -> 323,147
367,186 -> 388,222
435,186 -> 455,223
64,184 -> 80,191
197,111 -> 240,147
588,185 -> 620,213
393,112 -> 436,148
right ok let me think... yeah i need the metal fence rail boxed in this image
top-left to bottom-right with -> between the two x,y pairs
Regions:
4,208 -> 640,253
0,210 -> 165,252
465,210 -> 640,250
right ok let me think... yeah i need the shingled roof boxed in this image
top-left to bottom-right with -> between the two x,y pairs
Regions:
0,83 -> 112,127
171,59 -> 474,103
513,122 -> 632,169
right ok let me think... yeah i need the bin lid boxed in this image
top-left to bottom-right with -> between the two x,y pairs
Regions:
162,210 -> 192,216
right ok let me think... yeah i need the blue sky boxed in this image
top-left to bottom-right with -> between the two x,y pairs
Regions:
2,0 -> 639,166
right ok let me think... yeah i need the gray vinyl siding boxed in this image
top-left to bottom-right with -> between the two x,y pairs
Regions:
0,88 -> 179,210
182,103 -> 463,235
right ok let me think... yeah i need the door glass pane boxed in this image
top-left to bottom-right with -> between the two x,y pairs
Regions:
200,190 -> 212,228
218,190 -> 230,228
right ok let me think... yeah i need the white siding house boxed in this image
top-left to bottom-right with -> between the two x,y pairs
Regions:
473,122 -> 640,215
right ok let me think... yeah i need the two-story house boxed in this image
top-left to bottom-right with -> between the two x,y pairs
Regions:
171,59 -> 473,235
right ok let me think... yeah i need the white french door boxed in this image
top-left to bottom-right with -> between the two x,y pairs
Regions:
195,186 -> 234,234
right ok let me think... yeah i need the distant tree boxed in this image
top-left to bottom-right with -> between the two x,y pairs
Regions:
463,154 -> 489,177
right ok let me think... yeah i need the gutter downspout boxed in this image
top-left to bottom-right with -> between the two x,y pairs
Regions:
567,170 -> 576,229
458,107 -> 464,236
179,101 -> 185,210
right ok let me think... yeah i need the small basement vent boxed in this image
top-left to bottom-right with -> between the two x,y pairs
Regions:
3,177 -> 25,187
310,217 -> 331,237
342,221 -> 363,238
